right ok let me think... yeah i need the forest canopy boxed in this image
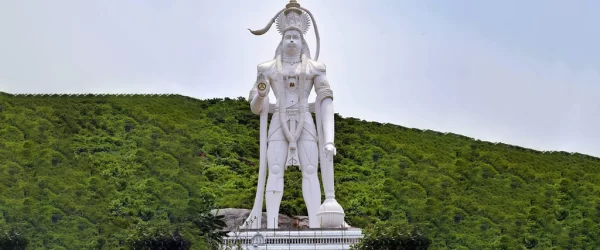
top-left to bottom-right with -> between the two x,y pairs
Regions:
1,92 -> 599,249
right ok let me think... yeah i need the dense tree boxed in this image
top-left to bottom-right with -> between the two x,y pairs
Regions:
0,226 -> 29,250
1,92 -> 600,249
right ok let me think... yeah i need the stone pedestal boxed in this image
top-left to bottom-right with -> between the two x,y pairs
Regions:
221,228 -> 363,250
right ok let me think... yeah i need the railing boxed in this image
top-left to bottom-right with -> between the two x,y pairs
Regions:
220,229 -> 363,250
223,237 -> 361,245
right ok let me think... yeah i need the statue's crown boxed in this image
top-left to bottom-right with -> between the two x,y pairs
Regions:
276,1 -> 311,35
248,0 -> 320,60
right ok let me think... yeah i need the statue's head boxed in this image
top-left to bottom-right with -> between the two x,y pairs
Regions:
273,10 -> 312,59
277,29 -> 311,58
249,1 -> 319,60
282,30 -> 302,55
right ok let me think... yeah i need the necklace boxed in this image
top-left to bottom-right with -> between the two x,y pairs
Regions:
282,58 -> 301,65
282,55 -> 301,65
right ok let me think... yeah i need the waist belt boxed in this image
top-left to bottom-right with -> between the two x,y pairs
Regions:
274,107 -> 309,115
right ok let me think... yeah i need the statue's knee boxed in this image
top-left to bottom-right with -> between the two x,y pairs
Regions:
267,165 -> 284,192
302,165 -> 317,176
270,165 -> 283,176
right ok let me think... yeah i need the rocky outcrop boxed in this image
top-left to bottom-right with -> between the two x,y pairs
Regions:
211,208 -> 310,231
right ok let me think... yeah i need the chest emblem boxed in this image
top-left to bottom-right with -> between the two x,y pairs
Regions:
286,76 -> 298,91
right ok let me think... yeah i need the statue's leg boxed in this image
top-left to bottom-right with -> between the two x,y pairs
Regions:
266,140 -> 288,229
298,139 -> 321,228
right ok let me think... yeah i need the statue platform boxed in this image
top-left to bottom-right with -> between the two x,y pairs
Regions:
220,228 -> 363,250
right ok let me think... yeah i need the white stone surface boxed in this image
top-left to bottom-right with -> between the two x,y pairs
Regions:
242,0 -> 346,230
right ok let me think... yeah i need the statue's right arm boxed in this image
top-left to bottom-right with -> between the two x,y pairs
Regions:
249,88 -> 264,115
249,66 -> 269,115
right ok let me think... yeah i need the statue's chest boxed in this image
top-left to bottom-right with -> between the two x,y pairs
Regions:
272,69 -> 313,107
280,75 -> 302,107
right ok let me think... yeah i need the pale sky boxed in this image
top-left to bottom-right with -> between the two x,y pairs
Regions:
1,1 -> 599,157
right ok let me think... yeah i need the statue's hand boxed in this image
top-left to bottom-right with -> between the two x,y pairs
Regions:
256,73 -> 270,97
324,143 -> 336,157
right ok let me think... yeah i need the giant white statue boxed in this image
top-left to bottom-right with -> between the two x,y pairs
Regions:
243,0 -> 346,229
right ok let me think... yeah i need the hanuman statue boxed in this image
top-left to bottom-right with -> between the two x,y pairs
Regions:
243,0 -> 346,229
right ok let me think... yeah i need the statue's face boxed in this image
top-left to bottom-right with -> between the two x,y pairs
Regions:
282,30 -> 302,55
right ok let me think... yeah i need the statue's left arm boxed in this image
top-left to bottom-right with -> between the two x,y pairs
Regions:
314,70 -> 335,155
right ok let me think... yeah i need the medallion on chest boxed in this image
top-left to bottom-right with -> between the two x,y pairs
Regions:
283,75 -> 300,107
285,75 -> 298,91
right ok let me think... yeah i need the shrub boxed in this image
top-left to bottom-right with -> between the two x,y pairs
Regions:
352,222 -> 430,250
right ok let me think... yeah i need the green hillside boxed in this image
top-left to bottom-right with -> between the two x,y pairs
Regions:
1,92 -> 599,249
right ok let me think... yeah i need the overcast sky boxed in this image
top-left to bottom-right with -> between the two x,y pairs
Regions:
1,0 -> 599,157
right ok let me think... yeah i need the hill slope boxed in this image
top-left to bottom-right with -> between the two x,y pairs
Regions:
1,92 -> 599,249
